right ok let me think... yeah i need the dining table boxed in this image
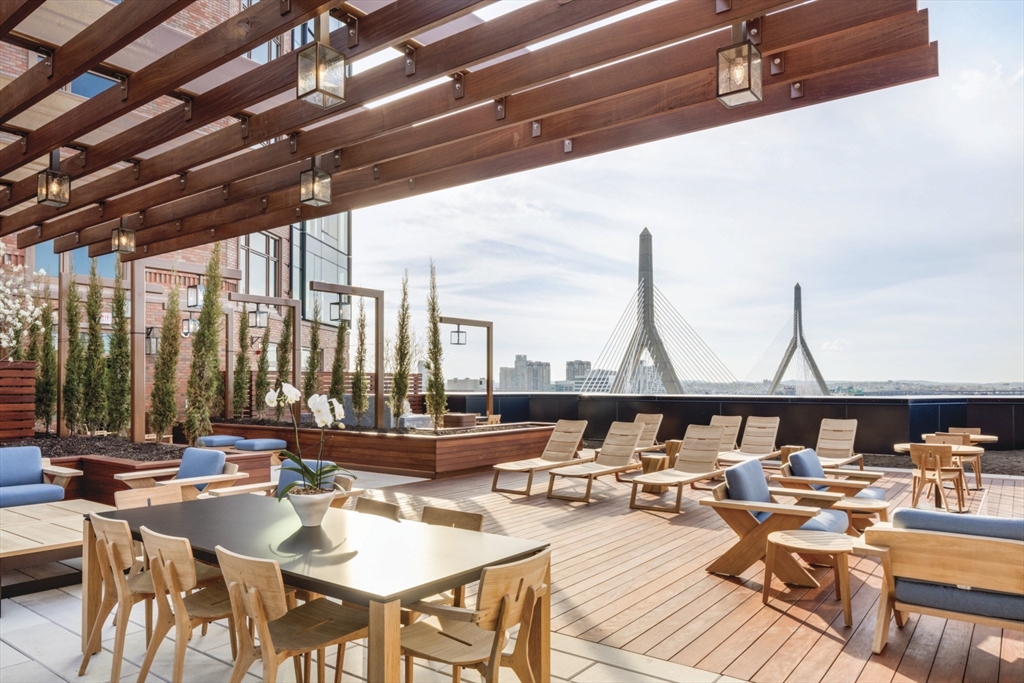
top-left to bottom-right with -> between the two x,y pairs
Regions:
81,495 -> 550,682
919,433 -> 997,445
893,442 -> 984,457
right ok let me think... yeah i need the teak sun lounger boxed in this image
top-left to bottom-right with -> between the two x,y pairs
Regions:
716,416 -> 781,465
492,420 -> 589,495
710,415 -> 742,452
815,418 -> 864,469
547,421 -> 644,503
632,413 -> 665,455
629,424 -> 724,513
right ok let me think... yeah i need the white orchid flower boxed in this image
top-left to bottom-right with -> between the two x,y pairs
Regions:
329,398 -> 345,421
265,389 -> 279,408
281,383 -> 301,404
307,394 -> 334,428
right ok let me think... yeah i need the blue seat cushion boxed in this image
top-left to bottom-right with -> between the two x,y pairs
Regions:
725,459 -> 771,505
235,439 -> 288,451
177,448 -> 226,491
893,508 -> 1024,542
789,449 -> 827,490
0,483 -> 65,508
854,487 -> 886,501
278,460 -> 336,497
895,578 -> 1024,623
197,435 -> 244,448
0,446 -> 44,487
799,508 -> 849,534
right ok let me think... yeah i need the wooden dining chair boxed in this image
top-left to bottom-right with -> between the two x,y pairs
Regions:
928,433 -> 982,491
401,549 -> 551,683
948,426 -> 981,435
136,526 -> 236,683
354,496 -> 401,520
909,443 -> 964,512
114,485 -> 186,509
215,545 -> 370,683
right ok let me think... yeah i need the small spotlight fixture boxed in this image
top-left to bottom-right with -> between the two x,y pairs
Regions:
297,14 -> 346,109
37,148 -> 70,208
299,157 -> 331,207
450,324 -> 467,346
716,40 -> 762,108
248,303 -> 269,329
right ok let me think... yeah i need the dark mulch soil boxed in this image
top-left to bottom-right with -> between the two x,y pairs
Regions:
0,434 -> 183,462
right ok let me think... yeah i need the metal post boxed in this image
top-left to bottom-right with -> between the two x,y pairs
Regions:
129,259 -> 147,442
292,300 -> 302,423
439,316 -> 494,416
56,253 -> 68,437
224,309 -> 234,419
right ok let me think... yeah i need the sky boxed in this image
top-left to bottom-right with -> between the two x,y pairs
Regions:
350,0 -> 1024,385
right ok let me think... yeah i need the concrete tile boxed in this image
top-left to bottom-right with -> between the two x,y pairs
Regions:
0,599 -> 50,634
716,677 -> 750,683
105,628 -> 233,683
58,584 -> 84,599
0,660 -> 66,682
12,589 -> 100,637
551,634 -> 718,683
3,621 -> 137,683
551,649 -> 593,680
0,639 -> 31,668
572,662 -> 677,683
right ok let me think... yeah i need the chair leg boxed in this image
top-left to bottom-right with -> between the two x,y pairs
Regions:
79,591 -> 116,675
762,541 -> 777,604
145,597 -> 153,646
452,665 -> 461,683
304,651 -> 311,683
525,470 -> 534,496
872,588 -> 893,655
171,615 -> 190,683
910,475 -> 921,508
335,643 -> 345,683
584,476 -> 594,503
317,648 -> 326,683
228,615 -> 238,661
405,654 -> 414,683
292,655 -> 302,683
109,600 -> 132,683
136,604 -> 174,683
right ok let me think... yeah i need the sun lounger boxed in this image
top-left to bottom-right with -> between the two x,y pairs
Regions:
492,420 -> 589,495
547,421 -> 644,503
710,415 -> 742,452
632,413 -> 665,454
716,416 -> 781,465
814,418 -> 863,469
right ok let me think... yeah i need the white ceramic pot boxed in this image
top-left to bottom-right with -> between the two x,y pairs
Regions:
288,489 -> 334,527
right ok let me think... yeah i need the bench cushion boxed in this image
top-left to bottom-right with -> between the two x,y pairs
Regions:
725,459 -> 771,505
0,483 -> 65,508
197,435 -> 244,448
893,508 -> 1024,542
895,578 -> 1024,623
235,439 -> 288,451
799,508 -> 849,534
0,446 -> 44,487
178,448 -> 226,491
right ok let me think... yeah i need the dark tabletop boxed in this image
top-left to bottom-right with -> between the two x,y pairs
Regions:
96,495 -> 547,605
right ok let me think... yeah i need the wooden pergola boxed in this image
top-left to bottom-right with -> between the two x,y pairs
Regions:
0,0 -> 937,441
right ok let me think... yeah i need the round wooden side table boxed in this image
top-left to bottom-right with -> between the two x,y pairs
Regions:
833,497 -> 890,535
763,530 -> 855,626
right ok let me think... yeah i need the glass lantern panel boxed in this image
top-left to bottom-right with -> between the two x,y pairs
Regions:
318,43 -> 345,106
38,170 -> 70,207
297,44 -> 319,102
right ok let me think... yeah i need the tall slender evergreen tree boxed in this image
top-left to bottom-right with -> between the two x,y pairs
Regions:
329,313 -> 348,403
151,285 -> 181,441
233,304 -> 251,416
63,261 -> 84,434
390,270 -> 412,423
254,326 -> 271,418
184,243 -> 223,444
351,299 -> 369,426
425,260 -> 446,433
83,259 -> 107,433
303,298 -> 323,407
275,307 -> 293,421
36,299 -> 57,433
106,257 -> 130,434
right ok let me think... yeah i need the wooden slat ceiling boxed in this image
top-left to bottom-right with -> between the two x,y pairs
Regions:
0,0 -> 938,260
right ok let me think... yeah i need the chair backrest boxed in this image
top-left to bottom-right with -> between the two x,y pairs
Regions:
486,414 -> 501,425
0,445 -> 43,486
277,459 -> 336,497
633,414 -> 663,448
673,425 -> 723,474
177,448 -> 227,490
216,545 -> 290,623
948,427 -> 981,435
475,550 -> 550,632
723,458 -> 771,504
928,433 -> 971,446
709,415 -> 742,451
788,449 -> 827,488
140,525 -> 198,593
909,443 -> 954,473
816,419 -> 857,459
540,420 -> 587,462
90,514 -> 136,572
354,497 -> 401,520
115,485 -> 184,510
596,422 -> 644,468
738,416 -> 780,455
420,505 -> 484,531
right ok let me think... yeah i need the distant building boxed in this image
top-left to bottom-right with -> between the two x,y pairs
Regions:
447,377 -> 486,392
499,354 -> 551,391
577,368 -> 616,393
552,380 -> 576,392
565,360 -> 592,383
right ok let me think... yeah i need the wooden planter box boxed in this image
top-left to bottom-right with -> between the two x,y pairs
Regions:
46,451 -> 273,506
211,422 -> 556,478
0,360 -> 35,440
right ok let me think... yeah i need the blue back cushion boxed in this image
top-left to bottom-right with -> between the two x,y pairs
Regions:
789,449 -> 826,479
893,508 -> 1024,542
725,459 -> 771,504
0,446 -> 44,487
277,460 -> 335,497
177,448 -> 226,490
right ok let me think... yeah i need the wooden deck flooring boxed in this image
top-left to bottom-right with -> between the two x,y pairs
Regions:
367,468 -> 1023,683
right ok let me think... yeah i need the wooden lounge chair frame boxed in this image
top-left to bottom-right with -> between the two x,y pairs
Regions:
492,420 -> 590,496
771,461 -> 884,497
715,416 -> 781,465
699,480 -> 843,587
547,421 -> 644,503
815,418 -> 864,469
629,425 -> 724,513
710,415 -> 742,452
114,460 -> 248,500
632,413 -> 665,455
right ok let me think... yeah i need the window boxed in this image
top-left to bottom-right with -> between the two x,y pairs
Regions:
291,16 -> 342,51
243,0 -> 282,64
266,343 -> 278,372
69,72 -> 117,98
239,232 -> 279,297
33,241 -> 116,280
290,213 -> 351,322
301,348 -> 324,372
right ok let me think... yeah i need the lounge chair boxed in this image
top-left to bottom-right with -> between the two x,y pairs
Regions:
491,419 -> 589,495
710,415 -> 742,452
629,425 -> 724,513
0,445 -> 82,508
633,413 -> 665,454
854,509 -> 1024,654
771,448 -> 886,500
547,421 -> 644,503
699,459 -> 846,586
715,416 -> 781,466
113,447 -> 248,500
814,418 -> 863,469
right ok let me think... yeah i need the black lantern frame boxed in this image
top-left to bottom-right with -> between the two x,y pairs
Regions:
186,280 -> 205,309
296,14 -> 345,109
111,223 -> 136,255
248,303 -> 269,329
299,158 -> 332,207
450,325 -> 467,346
716,40 -> 762,108
328,295 -> 352,323
145,327 -> 160,355
37,149 -> 70,208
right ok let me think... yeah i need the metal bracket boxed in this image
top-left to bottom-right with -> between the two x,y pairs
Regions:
178,172 -> 187,190
176,221 -> 182,232
408,178 -> 415,190
771,53 -> 785,75
372,165 -> 380,180
69,146 -> 86,166
0,183 -> 10,203
131,159 -> 141,180
116,73 -> 128,101
716,0 -> 731,13
20,134 -> 27,154
343,13 -> 358,48
289,132 -> 298,154
279,0 -> 290,15
222,184 -> 230,200
38,49 -> 53,78
261,196 -> 268,212
452,72 -> 464,100
36,226 -> 42,239
237,115 -> 249,139
404,46 -> 416,76
563,139 -> 573,153
74,233 -> 79,244
97,201 -> 104,217
332,149 -> 341,167
495,97 -> 506,121
744,17 -> 761,45
182,96 -> 192,121
143,245 -> 148,253
531,121 -> 542,138
294,207 -> 302,218
791,82 -> 804,99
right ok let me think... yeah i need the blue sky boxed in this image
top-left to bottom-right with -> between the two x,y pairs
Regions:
352,0 -> 1024,384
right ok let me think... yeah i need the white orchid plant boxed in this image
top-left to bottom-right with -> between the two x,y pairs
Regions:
0,242 -> 43,361
265,382 -> 354,499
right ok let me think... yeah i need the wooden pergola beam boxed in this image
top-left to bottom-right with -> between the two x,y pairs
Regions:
17,0 -> 794,246
127,41 -> 938,259
0,0 -> 338,178
0,0 -> 46,41
102,4 -> 928,255
0,0 -> 194,125
0,0 -> 488,214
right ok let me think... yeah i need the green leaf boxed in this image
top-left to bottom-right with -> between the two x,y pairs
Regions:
276,480 -> 301,501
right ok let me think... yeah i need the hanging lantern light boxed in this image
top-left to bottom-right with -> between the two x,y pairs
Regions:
248,303 -> 269,329
450,324 -> 467,346
328,295 -> 351,323
296,14 -> 345,109
186,280 -> 205,309
300,156 -> 331,207
716,41 -> 762,108
145,327 -> 161,355
111,217 -> 136,255
37,148 -> 70,208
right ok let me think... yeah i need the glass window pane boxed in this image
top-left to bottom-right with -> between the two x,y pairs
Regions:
250,233 -> 267,254
250,255 -> 267,297
70,72 -> 116,98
